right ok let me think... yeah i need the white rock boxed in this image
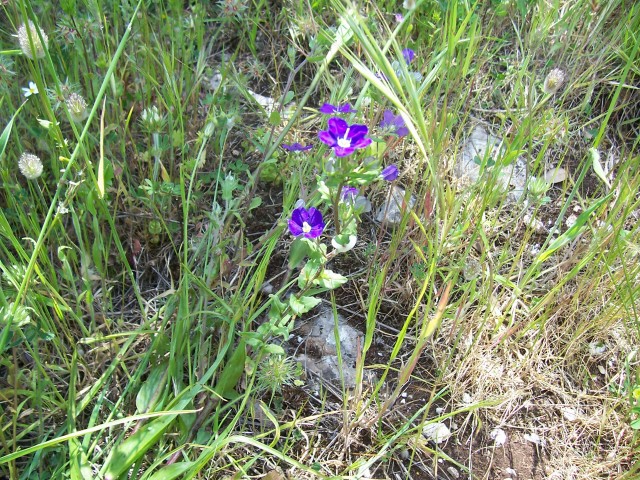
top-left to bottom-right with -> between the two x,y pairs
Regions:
565,214 -> 578,228
447,466 -> 460,478
462,392 -> 472,404
375,185 -> 417,225
523,432 -> 546,446
296,306 -> 364,388
543,167 -> 567,184
454,125 -> 527,201
422,422 -> 452,444
588,341 -> 607,356
561,407 -> 579,422
505,467 -> 517,476
490,428 -> 507,446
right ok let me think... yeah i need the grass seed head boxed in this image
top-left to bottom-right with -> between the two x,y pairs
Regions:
17,20 -> 48,59
18,152 -> 44,180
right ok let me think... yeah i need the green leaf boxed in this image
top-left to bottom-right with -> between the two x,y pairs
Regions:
213,340 -> 246,399
590,147 -> 611,188
69,438 -> 93,480
0,103 -> 25,162
103,414 -> 179,480
282,90 -> 295,104
249,196 -> 262,210
313,269 -> 348,290
269,110 -> 281,126
147,462 -> 194,480
289,295 -> 322,315
136,362 -> 168,413
288,238 -> 310,269
536,193 -> 612,263
263,343 -> 285,355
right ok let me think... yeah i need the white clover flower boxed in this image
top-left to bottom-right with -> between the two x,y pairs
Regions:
140,106 -> 165,132
22,81 -> 39,97
18,152 -> 44,180
543,68 -> 566,95
16,20 -> 48,59
65,92 -> 88,123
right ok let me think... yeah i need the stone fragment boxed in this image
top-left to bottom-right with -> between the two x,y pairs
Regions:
422,422 -> 452,444
375,185 -> 417,225
454,125 -> 527,200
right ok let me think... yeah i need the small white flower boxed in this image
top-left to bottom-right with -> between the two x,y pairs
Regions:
22,81 -> 39,97
37,118 -> 59,129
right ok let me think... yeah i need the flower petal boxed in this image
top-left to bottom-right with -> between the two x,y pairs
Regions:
346,123 -> 368,141
318,130 -> 337,147
327,117 -> 348,137
289,219 -> 303,236
350,137 -> 372,149
333,146 -> 356,157
381,165 -> 399,181
319,103 -> 337,114
338,103 -> 357,113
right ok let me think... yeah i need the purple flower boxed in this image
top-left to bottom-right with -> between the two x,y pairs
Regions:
402,48 -> 416,64
381,165 -> 399,181
319,103 -> 357,114
288,207 -> 325,239
282,142 -> 313,152
318,117 -> 372,157
341,186 -> 359,202
395,13 -> 404,22
380,110 -> 409,137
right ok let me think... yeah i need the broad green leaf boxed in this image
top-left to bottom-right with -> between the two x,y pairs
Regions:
269,110 -> 281,126
288,238 -> 310,269
147,462 -> 194,480
263,343 -> 285,355
289,295 -> 322,315
313,269 -> 348,290
136,362 -> 169,413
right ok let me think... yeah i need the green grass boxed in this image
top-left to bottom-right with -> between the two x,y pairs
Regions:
1,0 -> 639,478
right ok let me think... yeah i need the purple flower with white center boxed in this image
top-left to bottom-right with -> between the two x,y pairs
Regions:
319,103 -> 357,114
318,117 -> 372,157
282,142 -> 313,152
395,13 -> 404,22
402,48 -> 416,64
288,207 -> 325,239
341,186 -> 359,202
380,110 -> 409,137
381,165 -> 399,181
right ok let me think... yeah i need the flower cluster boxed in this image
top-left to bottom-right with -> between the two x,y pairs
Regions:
16,20 -> 48,59
66,92 -> 88,123
18,153 -> 43,180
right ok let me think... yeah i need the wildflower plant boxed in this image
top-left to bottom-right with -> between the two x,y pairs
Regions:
248,102 -> 405,358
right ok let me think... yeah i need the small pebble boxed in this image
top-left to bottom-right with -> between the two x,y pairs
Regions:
524,432 -> 546,447
447,466 -> 460,478
490,428 -> 507,446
